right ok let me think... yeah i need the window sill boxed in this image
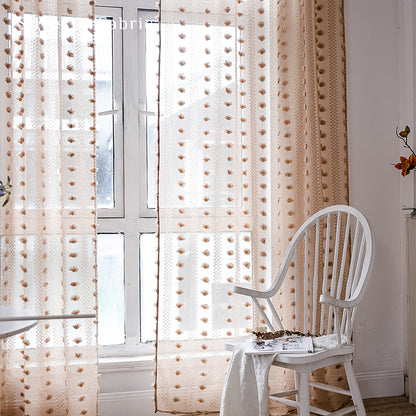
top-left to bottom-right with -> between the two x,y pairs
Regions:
98,341 -> 155,373
99,340 -> 154,357
99,354 -> 154,373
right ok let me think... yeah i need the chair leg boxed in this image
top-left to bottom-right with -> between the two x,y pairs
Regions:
294,370 -> 300,404
344,360 -> 366,416
298,372 -> 310,416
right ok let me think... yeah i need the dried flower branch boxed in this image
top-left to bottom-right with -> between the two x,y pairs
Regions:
252,328 -> 319,340
394,126 -> 416,176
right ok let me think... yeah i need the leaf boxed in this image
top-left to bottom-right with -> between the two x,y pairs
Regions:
406,125 -> 411,133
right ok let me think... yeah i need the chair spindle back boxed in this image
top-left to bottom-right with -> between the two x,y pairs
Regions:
234,205 -> 374,345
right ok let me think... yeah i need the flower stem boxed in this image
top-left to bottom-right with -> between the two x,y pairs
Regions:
396,126 -> 416,157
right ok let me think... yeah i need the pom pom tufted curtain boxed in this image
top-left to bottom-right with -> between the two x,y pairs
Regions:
156,0 -> 349,414
0,0 -> 97,414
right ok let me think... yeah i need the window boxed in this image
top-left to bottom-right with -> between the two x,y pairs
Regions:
95,2 -> 158,356
95,1 -> 249,355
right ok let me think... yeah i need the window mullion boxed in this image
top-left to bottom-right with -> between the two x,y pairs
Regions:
124,228 -> 140,342
123,4 -> 144,346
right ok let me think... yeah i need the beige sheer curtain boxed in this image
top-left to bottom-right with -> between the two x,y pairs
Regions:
0,1 -> 98,414
156,0 -> 348,414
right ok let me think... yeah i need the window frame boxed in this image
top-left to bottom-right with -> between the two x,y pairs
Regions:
96,0 -> 158,358
138,9 -> 159,217
96,6 -> 124,218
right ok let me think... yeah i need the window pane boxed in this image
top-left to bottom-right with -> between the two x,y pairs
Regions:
10,14 -> 95,210
140,233 -> 158,342
97,233 -> 125,345
96,17 -> 115,209
145,21 -> 159,210
159,23 -> 241,209
158,233 -> 251,340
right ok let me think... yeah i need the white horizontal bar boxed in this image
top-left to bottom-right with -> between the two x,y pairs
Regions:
98,109 -> 120,116
269,390 -> 298,398
0,313 -> 96,322
269,395 -> 356,416
308,406 -> 331,416
269,396 -> 299,408
330,406 -> 358,416
309,381 -> 352,396
269,396 -> 330,415
139,110 -> 157,116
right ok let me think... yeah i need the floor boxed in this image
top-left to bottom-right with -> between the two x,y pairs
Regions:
306,396 -> 416,415
363,396 -> 416,415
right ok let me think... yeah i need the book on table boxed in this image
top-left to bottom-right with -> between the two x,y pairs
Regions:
245,335 -> 314,355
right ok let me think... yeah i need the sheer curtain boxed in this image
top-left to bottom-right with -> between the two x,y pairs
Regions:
0,1 -> 97,414
156,0 -> 348,413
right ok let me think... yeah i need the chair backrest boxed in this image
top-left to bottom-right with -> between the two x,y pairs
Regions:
236,205 -> 374,343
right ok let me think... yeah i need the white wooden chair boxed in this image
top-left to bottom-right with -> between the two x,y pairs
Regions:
233,205 -> 374,416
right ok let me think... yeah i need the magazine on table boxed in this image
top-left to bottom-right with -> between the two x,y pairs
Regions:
245,335 -> 314,355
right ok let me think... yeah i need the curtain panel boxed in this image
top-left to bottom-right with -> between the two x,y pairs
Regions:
156,0 -> 348,414
0,1 -> 97,415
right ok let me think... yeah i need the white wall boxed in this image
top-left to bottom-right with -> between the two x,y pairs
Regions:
345,0 -> 406,397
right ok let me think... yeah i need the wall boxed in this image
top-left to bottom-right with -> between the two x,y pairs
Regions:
345,0 -> 405,397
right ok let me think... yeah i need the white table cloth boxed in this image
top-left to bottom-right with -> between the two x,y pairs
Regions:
0,306 -> 38,339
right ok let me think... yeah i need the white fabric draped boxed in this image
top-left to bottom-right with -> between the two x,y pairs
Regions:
0,1 -> 98,414
220,344 -> 277,416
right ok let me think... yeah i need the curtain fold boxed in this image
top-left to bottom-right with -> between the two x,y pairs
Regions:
156,0 -> 348,414
0,1 -> 97,414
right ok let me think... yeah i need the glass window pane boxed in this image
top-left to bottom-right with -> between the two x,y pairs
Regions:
97,233 -> 125,345
159,23 -> 241,209
157,233 -> 251,340
140,233 -> 158,342
145,21 -> 159,210
96,17 -> 115,209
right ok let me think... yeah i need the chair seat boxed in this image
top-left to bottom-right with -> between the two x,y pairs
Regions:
225,337 -> 354,366
273,343 -> 354,366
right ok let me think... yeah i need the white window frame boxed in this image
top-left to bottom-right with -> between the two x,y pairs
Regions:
138,9 -> 159,218
96,0 -> 158,358
96,6 -> 125,218
96,7 -> 124,217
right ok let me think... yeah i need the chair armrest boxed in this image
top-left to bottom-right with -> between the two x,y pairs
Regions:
233,285 -> 270,298
319,294 -> 359,309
